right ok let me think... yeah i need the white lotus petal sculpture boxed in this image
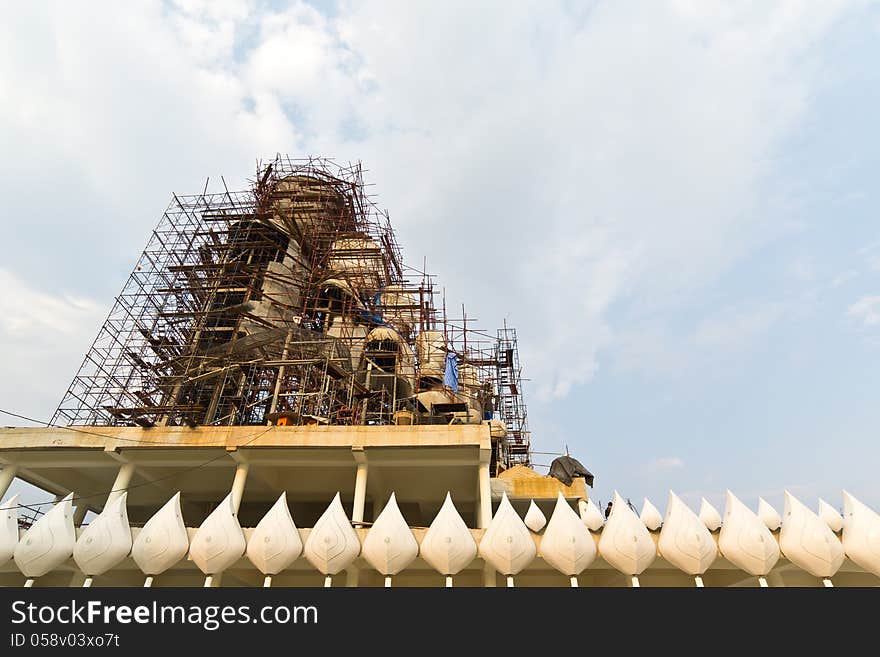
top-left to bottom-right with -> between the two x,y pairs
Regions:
246,492 -> 302,576
479,492 -> 536,575
420,493 -> 477,576
0,494 -> 19,567
524,501 -> 547,533
74,492 -> 132,576
779,491 -> 844,579
304,492 -> 360,575
818,499 -> 843,533
362,493 -> 419,576
718,491 -> 779,577
640,498 -> 663,531
14,492 -> 76,578
540,493 -> 596,576
699,498 -> 722,532
841,491 -> 880,577
757,497 -> 781,531
598,492 -> 656,576
189,493 -> 246,575
658,491 -> 717,576
579,499 -> 604,531
132,492 -> 189,576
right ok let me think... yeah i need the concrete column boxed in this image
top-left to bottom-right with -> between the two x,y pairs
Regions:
347,454 -> 369,589
267,329 -> 293,420
767,570 -> 786,588
483,563 -> 497,588
478,462 -> 491,529
73,501 -> 89,527
107,462 -> 136,505
360,363 -> 373,425
352,462 -> 368,527
0,464 -> 18,500
475,475 -> 482,528
68,572 -> 88,587
478,459 -> 495,587
230,462 -> 250,514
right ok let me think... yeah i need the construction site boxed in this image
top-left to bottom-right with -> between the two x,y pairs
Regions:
2,155 -> 872,588
52,156 -> 530,475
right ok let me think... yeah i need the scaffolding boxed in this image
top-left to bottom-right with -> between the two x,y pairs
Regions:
52,156 -> 531,471
495,325 -> 530,468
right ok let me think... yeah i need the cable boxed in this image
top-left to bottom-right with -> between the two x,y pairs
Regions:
0,408 -> 237,446
0,408 -> 276,511
10,425 -> 276,510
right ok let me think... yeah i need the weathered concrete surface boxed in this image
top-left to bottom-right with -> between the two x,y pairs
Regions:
0,423 -> 491,453
493,464 -> 587,501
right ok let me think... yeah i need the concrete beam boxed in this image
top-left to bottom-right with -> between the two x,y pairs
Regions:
107,462 -> 136,505
230,462 -> 250,513
0,423 -> 490,452
14,466 -> 86,502
351,448 -> 368,527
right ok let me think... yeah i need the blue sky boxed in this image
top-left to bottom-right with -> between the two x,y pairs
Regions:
1,1 -> 879,516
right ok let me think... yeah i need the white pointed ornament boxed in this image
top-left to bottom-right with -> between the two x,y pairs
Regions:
420,493 -> 477,577
640,498 -> 663,531
14,492 -> 76,578
579,499 -> 604,531
658,491 -> 717,576
0,494 -> 20,567
699,498 -> 722,531
779,491 -> 844,579
598,491 -> 656,578
818,499 -> 843,533
304,492 -> 360,576
479,492 -> 536,576
841,491 -> 880,577
540,492 -> 596,577
74,492 -> 132,577
524,501 -> 547,533
718,490 -> 779,578
189,493 -> 246,575
757,497 -> 781,531
362,493 -> 418,578
132,492 -> 189,577
246,492 -> 302,577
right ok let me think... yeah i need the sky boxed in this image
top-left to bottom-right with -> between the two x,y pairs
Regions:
1,0 -> 879,517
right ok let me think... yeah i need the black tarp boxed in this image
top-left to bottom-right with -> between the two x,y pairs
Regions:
548,456 -> 594,487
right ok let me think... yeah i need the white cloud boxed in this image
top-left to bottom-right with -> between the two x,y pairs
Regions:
0,271 -> 100,337
847,295 -> 880,327
640,456 -> 685,476
692,302 -> 784,350
612,326 -> 685,378
0,269 -> 106,420
654,456 -> 684,469
611,301 -> 785,381
0,0 -> 863,417
830,270 -> 858,288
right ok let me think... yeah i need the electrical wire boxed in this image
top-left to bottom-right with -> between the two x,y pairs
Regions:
0,408 -> 276,511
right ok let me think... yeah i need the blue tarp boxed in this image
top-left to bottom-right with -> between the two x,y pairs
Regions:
444,353 -> 459,391
355,307 -> 385,326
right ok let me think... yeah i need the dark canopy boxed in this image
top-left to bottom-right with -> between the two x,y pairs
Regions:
548,456 -> 594,487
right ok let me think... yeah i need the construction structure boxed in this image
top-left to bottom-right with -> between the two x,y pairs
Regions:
1,156 -> 877,588
52,156 -> 530,474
